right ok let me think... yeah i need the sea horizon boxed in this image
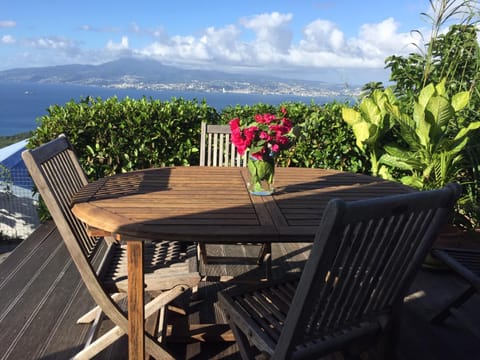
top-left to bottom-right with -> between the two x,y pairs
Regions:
0,81 -> 353,137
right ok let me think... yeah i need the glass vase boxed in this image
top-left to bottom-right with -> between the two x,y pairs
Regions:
247,155 -> 275,195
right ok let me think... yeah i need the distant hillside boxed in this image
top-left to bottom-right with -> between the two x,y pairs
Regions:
0,58 -> 360,97
0,132 -> 32,148
0,58 -> 326,86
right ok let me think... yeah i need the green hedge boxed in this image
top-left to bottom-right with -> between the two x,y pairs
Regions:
28,96 -> 368,181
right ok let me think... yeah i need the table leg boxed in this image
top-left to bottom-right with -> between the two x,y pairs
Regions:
127,239 -> 145,360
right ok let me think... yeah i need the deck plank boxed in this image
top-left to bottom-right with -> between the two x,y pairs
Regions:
1,223 -> 480,359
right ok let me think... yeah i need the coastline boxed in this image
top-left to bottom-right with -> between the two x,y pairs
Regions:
1,81 -> 355,138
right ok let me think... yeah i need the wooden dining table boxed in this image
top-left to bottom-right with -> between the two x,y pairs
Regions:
70,166 -> 412,359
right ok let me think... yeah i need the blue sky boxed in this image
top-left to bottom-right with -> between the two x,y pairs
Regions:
0,0 -> 461,84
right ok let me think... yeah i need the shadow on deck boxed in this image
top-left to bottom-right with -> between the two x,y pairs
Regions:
0,222 -> 479,359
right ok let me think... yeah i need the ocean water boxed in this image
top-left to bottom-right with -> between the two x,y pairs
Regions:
0,81 -> 344,136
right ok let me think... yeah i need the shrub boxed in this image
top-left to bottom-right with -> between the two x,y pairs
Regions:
29,96 -> 220,180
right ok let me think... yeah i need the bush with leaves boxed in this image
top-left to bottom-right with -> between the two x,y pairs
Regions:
28,96 -> 220,180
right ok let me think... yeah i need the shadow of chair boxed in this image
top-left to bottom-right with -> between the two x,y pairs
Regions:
198,122 -> 271,278
219,183 -> 461,359
22,134 -> 200,359
430,247 -> 480,328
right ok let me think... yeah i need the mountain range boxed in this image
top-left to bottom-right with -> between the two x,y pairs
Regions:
0,58 -> 360,96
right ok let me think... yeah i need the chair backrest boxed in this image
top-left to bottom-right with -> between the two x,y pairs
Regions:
22,135 -> 100,260
274,183 -> 461,359
22,134 -> 131,335
199,122 -> 247,167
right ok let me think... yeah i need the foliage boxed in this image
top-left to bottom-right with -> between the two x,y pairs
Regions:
341,88 -> 397,176
378,0 -> 480,229
379,80 -> 478,189
343,81 -> 480,229
28,96 -> 220,180
279,102 -> 368,172
386,24 -> 480,111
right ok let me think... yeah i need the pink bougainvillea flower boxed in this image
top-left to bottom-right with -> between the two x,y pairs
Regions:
229,110 -> 294,158
229,118 -> 241,131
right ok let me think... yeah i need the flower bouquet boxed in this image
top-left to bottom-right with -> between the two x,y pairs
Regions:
229,107 -> 294,195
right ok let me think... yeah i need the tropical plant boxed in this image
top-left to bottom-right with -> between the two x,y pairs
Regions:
343,80 -> 480,229
359,81 -> 385,99
379,80 -> 479,190
341,88 -> 397,177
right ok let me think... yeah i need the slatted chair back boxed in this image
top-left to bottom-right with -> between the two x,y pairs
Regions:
21,135 -> 100,260
199,122 -> 247,167
273,183 -> 461,358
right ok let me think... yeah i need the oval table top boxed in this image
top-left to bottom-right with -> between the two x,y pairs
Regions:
71,166 -> 413,243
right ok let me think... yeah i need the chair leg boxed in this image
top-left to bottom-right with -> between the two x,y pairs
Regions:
256,243 -> 271,265
77,293 -> 126,324
198,242 -> 208,264
257,243 -> 272,280
431,286 -> 476,324
75,286 -> 187,359
229,321 -> 260,360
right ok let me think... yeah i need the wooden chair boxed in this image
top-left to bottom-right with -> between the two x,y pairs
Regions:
22,134 -> 200,359
219,184 -> 461,359
199,122 -> 247,167
198,122 -> 271,278
430,247 -> 480,325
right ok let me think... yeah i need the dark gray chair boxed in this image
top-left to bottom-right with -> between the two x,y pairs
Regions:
430,247 -> 480,324
219,184 -> 461,359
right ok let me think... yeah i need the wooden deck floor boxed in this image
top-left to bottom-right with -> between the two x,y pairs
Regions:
1,222 -> 480,360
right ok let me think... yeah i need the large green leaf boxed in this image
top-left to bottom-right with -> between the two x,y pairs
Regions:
379,153 -> 414,170
400,175 -> 424,189
360,98 -> 382,126
451,91 -> 470,112
413,101 -> 431,148
426,95 -> 452,128
341,107 -> 361,126
453,121 -> 480,141
418,83 -> 435,109
434,78 -> 447,97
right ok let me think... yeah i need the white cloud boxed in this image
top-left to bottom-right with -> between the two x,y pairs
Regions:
137,12 -> 418,75
1,35 -> 15,44
300,20 -> 345,52
0,20 -> 16,28
351,18 -> 415,57
200,25 -> 243,59
240,12 -> 293,54
107,36 -> 129,50
27,36 -> 75,49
